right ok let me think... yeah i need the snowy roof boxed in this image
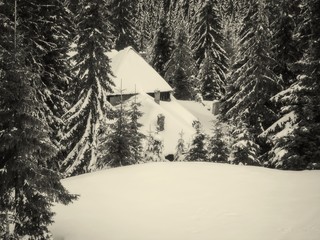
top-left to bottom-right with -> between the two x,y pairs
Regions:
109,47 -> 173,95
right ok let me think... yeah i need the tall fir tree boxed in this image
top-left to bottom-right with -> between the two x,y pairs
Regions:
128,96 -> 145,163
98,99 -> 131,167
98,95 -> 144,167
197,49 -> 225,100
164,21 -> 197,99
109,0 -> 140,51
221,0 -> 281,136
150,13 -> 174,78
270,0 -> 302,88
0,1 -> 76,238
258,0 -> 304,165
61,0 -> 114,176
262,0 -> 320,169
191,0 -> 228,99
36,0 -> 74,169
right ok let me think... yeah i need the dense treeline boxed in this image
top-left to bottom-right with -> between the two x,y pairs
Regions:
0,0 -> 319,238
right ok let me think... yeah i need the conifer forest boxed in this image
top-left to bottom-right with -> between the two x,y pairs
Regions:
0,0 -> 320,239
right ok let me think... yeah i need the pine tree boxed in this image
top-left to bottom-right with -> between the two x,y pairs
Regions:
0,1 -> 76,238
221,0 -> 281,135
150,13 -> 174,77
61,0 -> 114,176
186,122 -> 208,161
109,0 -> 140,51
191,0 -> 228,99
164,21 -> 197,99
208,121 -> 229,163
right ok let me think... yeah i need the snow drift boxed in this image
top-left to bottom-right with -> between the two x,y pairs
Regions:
50,163 -> 320,240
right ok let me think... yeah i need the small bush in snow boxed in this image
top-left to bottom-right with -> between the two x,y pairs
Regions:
144,131 -> 165,162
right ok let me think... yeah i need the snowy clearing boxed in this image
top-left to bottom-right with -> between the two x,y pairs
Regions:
50,162 -> 320,240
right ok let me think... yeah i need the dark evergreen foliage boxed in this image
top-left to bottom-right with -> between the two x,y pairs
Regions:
99,95 -> 144,167
61,0 -> 114,176
0,1 -> 76,238
186,122 -> 208,161
208,121 -> 229,163
221,1 -> 281,135
260,0 -> 320,170
268,0 -> 320,169
198,51 -> 225,100
164,22 -> 197,99
109,0 -> 140,51
270,0 -> 302,87
128,97 -> 145,163
230,124 -> 260,166
99,102 -> 132,167
150,14 -> 174,77
191,0 -> 228,100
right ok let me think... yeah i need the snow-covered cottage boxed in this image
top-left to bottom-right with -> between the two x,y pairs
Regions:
107,47 -> 208,156
108,47 -> 173,105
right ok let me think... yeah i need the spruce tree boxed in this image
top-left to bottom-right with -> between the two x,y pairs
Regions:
208,121 -> 229,163
186,122 -> 208,161
258,0 -> 304,167
109,0 -> 140,51
270,0 -> 302,88
61,0 -> 114,176
197,50 -> 225,100
230,123 -> 260,166
98,95 -> 144,167
128,96 -> 145,163
164,21 -> 197,99
98,100 -> 132,167
150,13 -> 174,77
0,1 -> 76,238
221,0 -> 281,135
0,0 -> 74,170
36,0 -> 74,169
191,0 -> 228,99
262,0 -> 320,170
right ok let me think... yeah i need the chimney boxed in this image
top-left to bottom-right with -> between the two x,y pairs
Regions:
154,90 -> 160,104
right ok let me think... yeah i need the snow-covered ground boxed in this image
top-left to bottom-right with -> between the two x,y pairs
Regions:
50,162 -> 320,240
